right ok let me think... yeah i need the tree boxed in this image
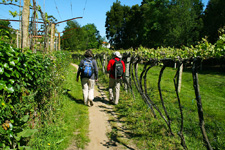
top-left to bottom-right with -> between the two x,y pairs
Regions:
140,0 -> 170,48
61,21 -> 102,51
165,0 -> 203,47
82,24 -> 102,49
61,21 -> 82,51
119,5 -> 136,49
105,0 -> 125,49
203,0 -> 225,43
105,0 -> 204,49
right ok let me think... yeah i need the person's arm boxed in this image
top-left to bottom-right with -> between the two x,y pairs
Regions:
93,59 -> 98,81
107,59 -> 113,73
76,60 -> 83,82
122,60 -> 126,73
121,60 -> 126,79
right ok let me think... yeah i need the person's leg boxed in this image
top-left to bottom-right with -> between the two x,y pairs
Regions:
88,79 -> 95,106
81,78 -> 89,105
114,79 -> 121,105
109,78 -> 115,102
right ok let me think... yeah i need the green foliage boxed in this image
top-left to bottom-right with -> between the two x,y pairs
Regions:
105,0 -> 204,49
105,1 -> 130,49
140,0 -> 170,48
0,20 -> 12,39
203,0 -> 225,43
9,10 -> 18,18
0,41 -> 73,149
28,65 -> 89,150
214,28 -> 225,57
0,20 -> 17,48
82,24 -> 103,49
61,21 -> 103,51
81,33 -> 224,60
165,0 -> 203,47
0,40 -> 53,149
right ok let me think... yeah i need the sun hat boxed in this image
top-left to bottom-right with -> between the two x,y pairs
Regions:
114,51 -> 122,59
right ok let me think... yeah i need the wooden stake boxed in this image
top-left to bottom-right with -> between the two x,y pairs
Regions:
50,23 -> 55,53
178,64 -> 183,93
21,0 -> 30,50
58,32 -> 60,51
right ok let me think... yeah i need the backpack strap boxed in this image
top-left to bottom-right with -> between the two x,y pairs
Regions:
114,58 -> 121,62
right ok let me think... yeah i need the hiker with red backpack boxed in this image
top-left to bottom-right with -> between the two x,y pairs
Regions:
76,50 -> 98,106
107,51 -> 125,105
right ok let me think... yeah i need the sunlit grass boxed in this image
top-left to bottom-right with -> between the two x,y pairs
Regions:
110,65 -> 225,150
29,64 -> 89,150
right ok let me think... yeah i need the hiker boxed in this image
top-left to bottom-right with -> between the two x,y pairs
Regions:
76,50 -> 98,106
107,51 -> 125,105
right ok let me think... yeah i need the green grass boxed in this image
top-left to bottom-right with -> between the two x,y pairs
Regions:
29,64 -> 89,150
103,65 -> 225,150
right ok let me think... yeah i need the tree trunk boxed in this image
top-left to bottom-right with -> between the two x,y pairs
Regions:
21,0 -> 30,51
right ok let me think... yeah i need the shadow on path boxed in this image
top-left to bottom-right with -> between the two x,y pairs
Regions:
102,126 -> 135,150
93,88 -> 136,150
93,96 -> 110,105
63,89 -> 84,105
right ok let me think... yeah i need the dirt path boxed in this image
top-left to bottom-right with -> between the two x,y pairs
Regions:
85,84 -> 117,150
68,63 -> 136,150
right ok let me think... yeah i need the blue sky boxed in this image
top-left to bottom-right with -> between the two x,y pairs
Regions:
0,0 -> 209,38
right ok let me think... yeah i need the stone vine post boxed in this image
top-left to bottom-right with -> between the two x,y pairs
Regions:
124,54 -> 131,93
178,64 -> 183,93
102,53 -> 106,73
21,0 -> 30,51
50,23 -> 55,53
58,32 -> 61,51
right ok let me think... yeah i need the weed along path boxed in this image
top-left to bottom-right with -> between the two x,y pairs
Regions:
69,63 -> 136,150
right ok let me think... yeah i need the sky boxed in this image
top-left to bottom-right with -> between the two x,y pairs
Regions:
0,0 -> 210,39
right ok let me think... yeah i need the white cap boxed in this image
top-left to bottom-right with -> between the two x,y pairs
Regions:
114,51 -> 122,59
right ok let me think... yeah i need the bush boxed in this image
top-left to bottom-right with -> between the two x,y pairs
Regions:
0,40 -> 71,149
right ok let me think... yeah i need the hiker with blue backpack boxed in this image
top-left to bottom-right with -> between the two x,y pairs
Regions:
107,51 -> 125,105
76,50 -> 98,106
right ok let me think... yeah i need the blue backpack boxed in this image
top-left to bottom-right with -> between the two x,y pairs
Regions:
82,59 -> 94,78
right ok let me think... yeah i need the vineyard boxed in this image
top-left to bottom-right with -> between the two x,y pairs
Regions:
72,34 -> 225,149
0,31 -> 225,149
1,0 -> 224,149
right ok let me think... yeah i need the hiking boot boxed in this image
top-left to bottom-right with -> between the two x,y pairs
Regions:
90,100 -> 94,106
